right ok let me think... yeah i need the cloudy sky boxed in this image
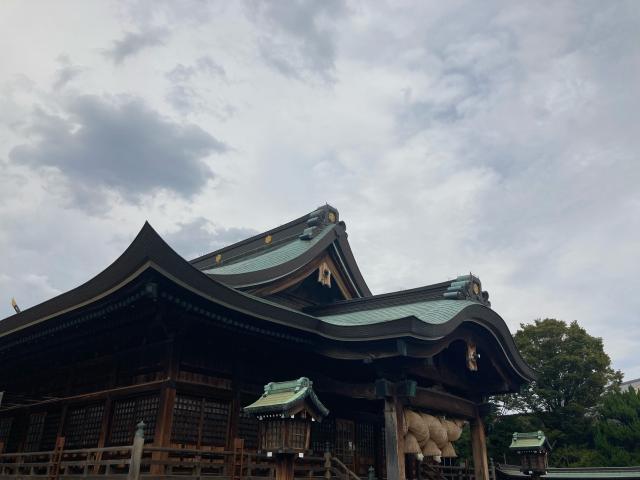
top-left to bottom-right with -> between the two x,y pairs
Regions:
1,1 -> 639,378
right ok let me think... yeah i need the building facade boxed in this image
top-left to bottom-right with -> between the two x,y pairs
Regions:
0,205 -> 534,480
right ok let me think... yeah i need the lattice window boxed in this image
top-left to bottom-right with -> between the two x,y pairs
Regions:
0,417 -> 13,448
335,420 -> 355,466
171,395 -> 201,445
356,422 -> 375,457
201,398 -> 230,447
24,412 -> 46,452
237,409 -> 259,450
262,419 -> 284,451
109,394 -> 159,446
64,403 -> 105,448
290,420 -> 307,450
41,411 -> 62,451
378,426 -> 386,470
311,417 -> 335,454
171,394 -> 230,448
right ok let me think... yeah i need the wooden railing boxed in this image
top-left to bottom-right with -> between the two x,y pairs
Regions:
1,424 -> 500,480
0,445 -> 134,478
418,458 -> 496,480
0,423 -> 364,480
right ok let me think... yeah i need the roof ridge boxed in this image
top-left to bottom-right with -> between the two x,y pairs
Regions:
306,274 -> 491,316
305,280 -> 454,315
189,204 -> 339,269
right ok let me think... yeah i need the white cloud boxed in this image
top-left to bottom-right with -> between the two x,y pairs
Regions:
0,0 -> 638,379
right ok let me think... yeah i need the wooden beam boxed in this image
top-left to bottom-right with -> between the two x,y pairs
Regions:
409,388 -> 477,419
0,380 -> 166,413
383,396 -> 405,480
316,377 -> 477,419
471,414 -> 490,480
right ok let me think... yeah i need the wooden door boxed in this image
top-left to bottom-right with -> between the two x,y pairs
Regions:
334,419 -> 355,470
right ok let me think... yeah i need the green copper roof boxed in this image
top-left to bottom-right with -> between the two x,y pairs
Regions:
317,299 -> 477,326
509,431 -> 551,451
204,224 -> 334,275
244,377 -> 329,419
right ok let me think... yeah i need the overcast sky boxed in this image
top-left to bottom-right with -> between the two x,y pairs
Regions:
1,1 -> 639,378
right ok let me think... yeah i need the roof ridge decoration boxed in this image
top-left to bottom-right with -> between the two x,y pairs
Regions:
443,274 -> 491,307
299,205 -> 339,240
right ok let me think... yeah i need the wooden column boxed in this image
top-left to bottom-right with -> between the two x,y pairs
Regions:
151,334 -> 180,474
471,414 -> 489,480
275,454 -> 295,480
383,397 -> 405,480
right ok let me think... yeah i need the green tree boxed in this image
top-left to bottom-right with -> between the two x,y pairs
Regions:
593,388 -> 640,465
494,319 -> 622,466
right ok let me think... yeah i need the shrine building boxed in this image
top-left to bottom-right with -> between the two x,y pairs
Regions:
0,205 -> 534,480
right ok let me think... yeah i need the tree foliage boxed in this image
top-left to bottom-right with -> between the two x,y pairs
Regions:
490,318 -> 623,467
593,388 -> 640,465
504,319 -> 622,417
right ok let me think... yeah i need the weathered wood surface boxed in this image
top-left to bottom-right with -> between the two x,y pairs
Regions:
471,416 -> 489,480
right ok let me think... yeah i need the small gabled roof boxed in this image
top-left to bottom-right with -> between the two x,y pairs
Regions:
509,431 -> 552,451
190,205 -> 371,297
244,377 -> 329,420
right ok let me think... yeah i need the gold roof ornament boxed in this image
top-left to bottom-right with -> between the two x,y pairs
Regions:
215,254 -> 222,264
265,234 -> 273,245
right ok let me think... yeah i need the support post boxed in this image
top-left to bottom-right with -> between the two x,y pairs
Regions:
152,334 -> 179,474
128,421 -> 145,480
383,397 -> 405,480
471,415 -> 489,480
275,454 -> 295,480
324,444 -> 332,480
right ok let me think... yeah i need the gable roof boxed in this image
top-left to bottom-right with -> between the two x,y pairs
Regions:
0,212 -> 535,390
243,377 -> 329,419
509,431 -> 552,451
190,205 -> 371,297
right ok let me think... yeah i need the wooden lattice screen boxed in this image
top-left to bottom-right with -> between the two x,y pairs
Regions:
64,403 -> 105,448
0,418 -> 12,447
237,408 -> 259,450
24,412 -> 46,452
109,394 -> 160,445
171,394 -> 230,448
41,411 -> 62,451
356,422 -> 376,475
311,417 -> 335,453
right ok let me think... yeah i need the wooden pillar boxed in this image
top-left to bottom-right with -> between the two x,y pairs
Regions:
151,335 -> 180,474
92,396 -> 113,473
383,397 -> 405,480
275,454 -> 295,480
471,414 -> 489,480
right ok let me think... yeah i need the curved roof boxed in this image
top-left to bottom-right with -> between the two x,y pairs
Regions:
0,212 -> 535,389
318,299 -> 477,326
191,205 -> 371,296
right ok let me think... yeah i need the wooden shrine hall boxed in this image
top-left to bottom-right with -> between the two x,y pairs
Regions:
0,205 -> 534,480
